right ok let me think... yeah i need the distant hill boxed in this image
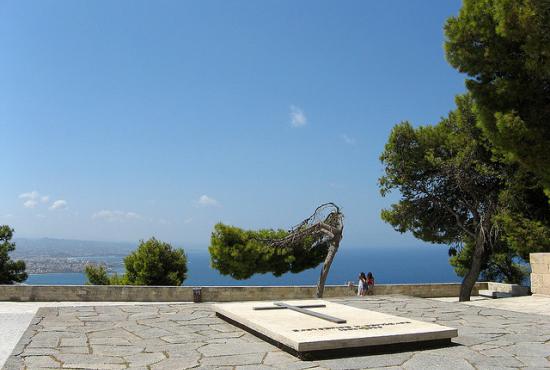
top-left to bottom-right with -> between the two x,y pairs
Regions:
12,237 -> 207,258
12,238 -> 136,257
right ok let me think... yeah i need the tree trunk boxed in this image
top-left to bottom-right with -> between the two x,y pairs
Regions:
459,232 -> 487,302
316,241 -> 340,298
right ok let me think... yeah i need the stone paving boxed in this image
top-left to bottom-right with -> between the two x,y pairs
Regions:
4,295 -> 550,369
0,302 -> 183,369
462,295 -> 550,317
431,295 -> 550,317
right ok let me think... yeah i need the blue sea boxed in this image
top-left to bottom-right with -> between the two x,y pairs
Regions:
25,246 -> 462,286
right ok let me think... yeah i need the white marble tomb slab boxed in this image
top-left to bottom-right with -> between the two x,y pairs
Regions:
213,300 -> 457,353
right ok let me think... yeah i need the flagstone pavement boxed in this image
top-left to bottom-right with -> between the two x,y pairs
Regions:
3,295 -> 550,370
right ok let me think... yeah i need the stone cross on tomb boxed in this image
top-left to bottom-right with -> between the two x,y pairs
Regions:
215,300 -> 458,359
253,302 -> 347,324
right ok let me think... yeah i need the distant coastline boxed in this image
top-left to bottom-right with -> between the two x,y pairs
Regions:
22,247 -> 462,286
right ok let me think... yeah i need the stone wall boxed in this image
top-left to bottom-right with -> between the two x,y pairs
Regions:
486,282 -> 529,296
0,282 -> 487,302
531,253 -> 550,296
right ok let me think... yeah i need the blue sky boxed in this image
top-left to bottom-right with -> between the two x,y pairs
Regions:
0,0 -> 465,249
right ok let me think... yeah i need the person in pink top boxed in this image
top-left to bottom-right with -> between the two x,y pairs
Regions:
366,271 -> 375,295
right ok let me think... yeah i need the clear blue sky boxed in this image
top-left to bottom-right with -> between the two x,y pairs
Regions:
0,0 -> 465,249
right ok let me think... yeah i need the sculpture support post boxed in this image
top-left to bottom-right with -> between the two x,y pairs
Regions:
315,242 -> 339,298
316,218 -> 343,299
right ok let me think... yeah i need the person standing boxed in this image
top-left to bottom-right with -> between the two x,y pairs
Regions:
357,272 -> 367,296
366,272 -> 375,295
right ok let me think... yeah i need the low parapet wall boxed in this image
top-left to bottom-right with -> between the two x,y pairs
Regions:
486,282 -> 529,296
0,282 -> 487,302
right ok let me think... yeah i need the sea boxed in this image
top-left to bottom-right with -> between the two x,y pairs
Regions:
24,246 -> 463,286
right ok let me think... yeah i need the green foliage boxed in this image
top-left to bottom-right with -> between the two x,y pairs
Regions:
107,273 -> 129,285
449,242 -> 528,284
496,168 -> 550,258
209,223 -> 329,280
84,263 -> 129,285
84,264 -> 110,285
85,237 -> 187,286
0,225 -> 27,284
445,0 -> 550,192
379,94 -> 503,244
124,237 -> 187,286
498,212 -> 550,259
379,0 -> 550,291
379,94 -> 550,285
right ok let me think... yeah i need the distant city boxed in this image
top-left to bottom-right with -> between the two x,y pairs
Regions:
20,256 -> 117,274
12,238 -> 134,274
